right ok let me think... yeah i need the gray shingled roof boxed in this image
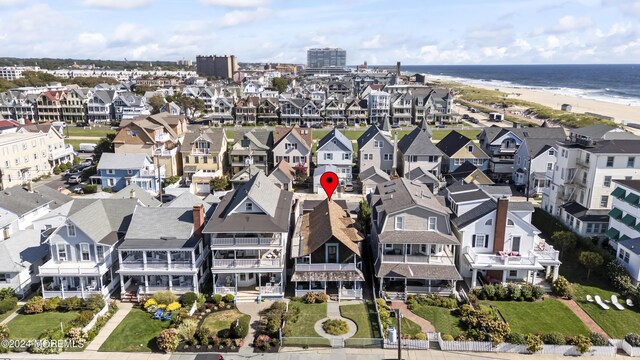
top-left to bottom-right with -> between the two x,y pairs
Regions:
619,238 -> 640,255
436,130 -> 473,157
111,184 -> 161,207
451,199 -> 535,229
572,125 -> 638,140
614,179 -> 640,192
578,139 -> 640,154
357,124 -> 390,149
378,231 -> 459,245
0,229 -> 47,273
180,128 -> 226,154
397,122 -> 442,156
121,207 -> 199,249
449,189 -> 490,203
373,178 -> 449,215
97,153 -> 150,170
359,166 -> 390,182
0,185 -> 71,216
317,128 -> 353,151
522,138 -> 557,159
66,199 -> 137,244
376,263 -> 462,280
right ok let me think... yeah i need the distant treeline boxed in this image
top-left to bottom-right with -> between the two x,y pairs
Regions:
0,57 -> 192,71
0,71 -> 120,92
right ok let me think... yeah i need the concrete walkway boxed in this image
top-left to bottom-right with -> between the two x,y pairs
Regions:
558,298 -> 609,337
313,301 -> 357,343
236,300 -> 283,355
85,301 -> 134,351
390,300 -> 436,333
0,301 -> 26,325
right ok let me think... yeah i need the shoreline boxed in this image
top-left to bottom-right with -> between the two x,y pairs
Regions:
426,75 -> 640,125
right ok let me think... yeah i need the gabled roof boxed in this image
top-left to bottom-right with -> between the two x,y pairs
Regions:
373,178 -> 449,215
397,120 -> 442,156
317,128 -> 352,152
521,138 -> 557,159
481,126 -> 566,144
111,184 -> 161,207
269,160 -> 295,182
0,185 -> 71,216
449,161 -> 479,178
357,124 -> 391,149
359,166 -> 391,182
273,125 -> 312,150
120,206 -> 201,249
225,171 -> 278,217
180,128 -> 226,153
0,229 -> 47,273
451,199 -> 535,229
299,199 -> 363,257
234,128 -> 273,150
66,198 -> 137,244
231,164 -> 264,182
404,167 -> 439,184
572,124 -> 638,140
97,153 -> 150,170
436,130 -> 473,157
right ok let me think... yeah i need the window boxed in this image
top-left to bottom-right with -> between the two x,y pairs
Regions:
324,153 -> 333,161
548,148 -> 556,156
395,216 -> 404,230
473,234 -> 488,248
245,202 -> 253,211
509,270 -> 518,277
57,245 -> 67,261
419,244 -> 428,255
516,157 -> 521,165
606,156 -> 614,167
374,140 -> 383,148
585,153 -> 590,164
408,155 -> 417,163
507,219 -> 514,226
600,195 -> 609,207
383,154 -> 392,161
427,217 -> 437,231
467,145 -> 473,152
80,243 -> 90,261
581,171 -> 587,184
586,223 -> 593,233
67,224 -> 76,237
363,154 -> 373,160
285,143 -> 297,150
604,176 -> 612,187
203,156 -> 208,164
343,153 -> 351,160
485,219 -> 493,226
107,178 -> 115,187
0,274 -> 10,283
511,236 -> 521,252
428,156 -> 437,162
619,249 -> 630,263
96,246 -> 104,262
384,244 -> 394,252
106,169 -> 114,175
546,162 -> 553,171
184,156 -> 189,164
127,169 -> 133,175
628,157 -> 636,168
194,156 -> 199,164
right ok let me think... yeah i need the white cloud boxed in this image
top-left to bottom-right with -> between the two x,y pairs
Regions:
218,8 -> 271,28
200,0 -> 268,7
83,0 -> 152,9
532,15 -> 593,35
362,34 -> 383,49
0,0 -> 25,6
602,0 -> 640,16
112,23 -> 152,44
78,32 -> 107,46
514,38 -> 532,52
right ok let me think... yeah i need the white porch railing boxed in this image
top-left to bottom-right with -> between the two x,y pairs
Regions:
340,288 -> 363,299
211,258 -> 282,269
120,260 -> 194,271
294,289 -> 326,297
381,254 -> 454,265
464,246 -> 538,267
261,285 -> 283,295
213,286 -> 235,294
294,263 -> 356,271
38,265 -> 102,275
211,236 -> 282,247
49,144 -> 75,161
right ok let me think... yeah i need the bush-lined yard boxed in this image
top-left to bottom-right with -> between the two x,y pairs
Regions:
201,309 -> 249,336
7,311 -> 80,339
410,304 -> 463,337
339,302 -> 382,339
283,301 -> 326,338
99,308 -> 171,352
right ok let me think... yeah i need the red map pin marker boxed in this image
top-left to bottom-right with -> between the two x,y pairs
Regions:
320,171 -> 339,200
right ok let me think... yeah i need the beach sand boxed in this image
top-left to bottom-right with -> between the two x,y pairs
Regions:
465,83 -> 640,125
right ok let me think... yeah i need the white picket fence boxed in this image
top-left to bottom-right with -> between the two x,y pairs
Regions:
494,343 -> 616,357
439,339 -> 493,352
384,339 -> 429,350
188,301 -> 198,316
622,340 -> 640,357
81,303 -> 110,333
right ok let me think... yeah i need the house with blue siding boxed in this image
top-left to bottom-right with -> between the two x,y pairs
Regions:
317,128 -> 353,185
97,153 -> 165,193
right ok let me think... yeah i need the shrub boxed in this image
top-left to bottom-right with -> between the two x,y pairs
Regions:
625,333 -> 640,347
316,292 -> 330,303
211,294 -> 223,303
322,319 -> 349,336
480,284 -> 496,300
569,335 -> 592,354
412,293 -> 458,309
176,319 -> 198,344
495,284 -> 507,300
458,305 -> 510,343
441,334 -> 454,341
66,327 -> 87,343
144,298 -> 158,310
181,292 -> 198,307
589,332 -> 608,346
0,324 -> 9,340
43,297 -> 61,312
526,334 -> 543,353
153,290 -> 177,305
520,284 -> 534,301
0,297 -> 17,314
541,332 -> 566,345
230,316 -> 250,338
196,327 -> 210,346
157,328 -> 180,353
506,332 -> 527,345
24,296 -> 46,314
53,166 -> 61,175
59,297 -> 84,311
71,310 -> 95,328
166,302 -> 181,312
506,284 -> 521,301
224,294 -> 235,303
551,276 -> 574,299
85,294 -> 105,312
82,184 -> 98,194
376,299 -> 393,332
304,292 -> 318,304
415,332 -> 427,340
607,261 -> 634,295
0,289 -> 15,301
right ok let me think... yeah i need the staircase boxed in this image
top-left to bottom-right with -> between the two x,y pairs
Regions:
235,290 -> 259,303
121,291 -> 138,303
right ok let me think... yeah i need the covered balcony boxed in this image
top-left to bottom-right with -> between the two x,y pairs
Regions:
210,233 -> 283,248
213,272 -> 284,300
211,249 -> 283,269
380,243 -> 455,265
41,276 -> 108,299
121,274 -> 197,299
119,250 -> 197,272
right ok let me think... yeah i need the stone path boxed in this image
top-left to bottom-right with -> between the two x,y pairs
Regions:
236,300 -> 284,355
85,301 -> 133,351
557,298 -> 609,337
390,300 -> 436,333
314,302 -> 357,342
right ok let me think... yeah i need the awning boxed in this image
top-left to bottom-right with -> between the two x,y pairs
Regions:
606,227 -> 620,240
622,214 -> 637,227
625,193 -> 640,206
620,235 -> 631,241
608,207 -> 623,220
612,187 -> 627,199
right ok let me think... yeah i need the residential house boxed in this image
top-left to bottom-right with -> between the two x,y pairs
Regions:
87,90 -> 116,123
359,166 -> 390,195
317,128 -> 353,185
0,184 -> 71,232
357,118 -> 396,175
38,198 -> 137,299
542,126 -> 640,237
390,92 -> 413,126
450,193 -> 561,288
160,102 -> 181,115
257,98 -> 279,125
0,92 -> 36,121
397,120 -> 443,183
448,162 -> 494,185
272,126 -> 312,176
302,100 -> 323,127
229,129 -> 272,175
204,172 -> 293,302
291,199 -> 365,300
97,153 -> 165,193
478,126 -> 566,181
313,164 -> 337,194
0,229 -> 48,295
180,128 -> 227,194
607,180 -> 640,249
110,184 -> 162,207
512,138 -> 559,197
323,97 -> 347,125
345,98 -> 367,126
21,124 -> 75,167
279,98 -> 303,126
369,179 -> 462,297
268,160 -> 295,191
0,129 -> 52,190
234,97 -> 258,125
35,90 -> 66,122
230,165 -> 263,186
616,238 -> 640,285
118,204 -> 211,301
61,88 -> 90,123
436,130 -> 489,174
113,92 -> 150,121
211,97 -> 234,126
426,89 -> 455,124
368,90 -> 390,126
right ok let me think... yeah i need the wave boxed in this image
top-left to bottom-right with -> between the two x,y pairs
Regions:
419,73 -> 640,107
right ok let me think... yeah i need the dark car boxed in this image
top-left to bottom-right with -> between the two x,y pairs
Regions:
311,123 -> 323,129
391,124 -> 400,129
76,122 -> 89,127
300,123 -> 309,128
462,114 -> 469,120
336,124 -> 346,129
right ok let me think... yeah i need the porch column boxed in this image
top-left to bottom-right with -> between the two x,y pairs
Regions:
501,270 -> 507,284
191,251 -> 196,271
40,277 -> 45,299
80,277 -> 85,298
532,271 -> 538,285
553,266 -> 560,281
193,275 -> 198,293
404,278 -> 407,296
61,278 -> 65,298
118,251 -> 123,266
144,275 -> 149,294
338,280 -> 341,301
428,279 -> 431,292
546,265 -> 551,278
142,251 -> 147,271
380,278 -> 384,297
234,273 -> 238,294
258,272 -> 262,302
167,251 -> 171,270
169,275 -> 173,292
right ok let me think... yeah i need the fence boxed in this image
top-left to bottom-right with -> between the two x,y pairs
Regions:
622,339 -> 640,357
345,338 -> 384,348
495,343 -> 616,357
81,303 -> 109,333
384,338 -> 430,350
281,337 -> 331,348
188,301 -> 198,316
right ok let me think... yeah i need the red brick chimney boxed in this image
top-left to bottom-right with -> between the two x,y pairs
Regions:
193,204 -> 205,238
493,197 -> 509,253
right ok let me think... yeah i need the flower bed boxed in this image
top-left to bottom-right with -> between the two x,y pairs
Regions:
252,301 -> 285,353
322,319 -> 349,336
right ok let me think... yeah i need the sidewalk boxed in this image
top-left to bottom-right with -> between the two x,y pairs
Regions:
84,301 -> 134,351
235,300 -> 278,355
0,301 -> 25,325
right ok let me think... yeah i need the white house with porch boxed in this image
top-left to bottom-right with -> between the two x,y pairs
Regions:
204,171 -> 293,302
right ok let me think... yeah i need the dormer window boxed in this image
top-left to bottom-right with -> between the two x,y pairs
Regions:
67,224 -> 76,237
245,202 -> 253,211
485,219 -> 493,226
395,216 -> 404,230
507,219 -> 514,226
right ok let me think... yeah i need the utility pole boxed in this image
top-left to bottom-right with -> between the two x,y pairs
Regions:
396,308 -> 402,360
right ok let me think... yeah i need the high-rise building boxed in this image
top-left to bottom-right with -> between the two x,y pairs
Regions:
306,48 -> 346,68
196,55 -> 238,79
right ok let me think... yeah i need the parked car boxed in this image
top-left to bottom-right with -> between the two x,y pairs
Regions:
436,124 -> 446,128
68,174 -> 82,184
343,183 -> 354,192
311,123 -> 323,129
78,143 -> 97,153
462,114 -> 469,120
391,124 -> 400,129
336,124 -> 346,129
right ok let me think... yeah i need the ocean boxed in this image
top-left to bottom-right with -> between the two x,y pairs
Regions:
400,64 -> 640,106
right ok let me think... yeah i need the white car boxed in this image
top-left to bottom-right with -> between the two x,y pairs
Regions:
68,174 -> 82,184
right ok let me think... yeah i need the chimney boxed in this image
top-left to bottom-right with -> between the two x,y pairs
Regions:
493,197 -> 509,253
193,204 -> 205,238
129,188 -> 136,199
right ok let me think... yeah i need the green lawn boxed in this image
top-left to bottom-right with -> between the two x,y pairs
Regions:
0,304 -> 19,323
201,309 -> 249,336
65,127 -> 116,137
573,284 -> 640,338
340,302 -> 382,339
286,301 -> 327,337
410,304 -> 463,337
484,299 -> 590,336
99,308 -> 171,352
7,311 -> 79,338
390,316 -> 423,337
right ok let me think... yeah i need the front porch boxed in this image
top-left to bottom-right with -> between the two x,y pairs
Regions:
380,278 -> 455,300
40,275 -> 112,299
212,271 -> 284,302
293,280 -> 363,300
120,274 -> 197,301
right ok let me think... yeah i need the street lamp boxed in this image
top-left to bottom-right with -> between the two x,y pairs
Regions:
395,308 -> 403,360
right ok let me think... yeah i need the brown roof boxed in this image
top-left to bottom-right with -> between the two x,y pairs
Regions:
300,199 -> 363,257
273,125 -> 312,150
376,263 -> 462,280
270,160 -> 295,181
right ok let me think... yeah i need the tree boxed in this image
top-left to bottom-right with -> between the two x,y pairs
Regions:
149,94 -> 166,114
271,77 -> 288,93
357,199 -> 371,237
210,176 -> 229,192
551,231 -> 577,261
579,251 -> 604,280
93,133 -> 115,163
167,93 -> 204,120
292,163 -> 307,183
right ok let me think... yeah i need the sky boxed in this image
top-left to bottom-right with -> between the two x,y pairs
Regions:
0,0 -> 638,65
